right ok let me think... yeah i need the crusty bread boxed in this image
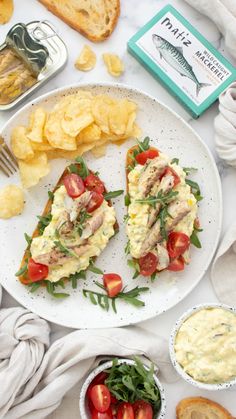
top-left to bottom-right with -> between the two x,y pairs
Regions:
176,397 -> 233,419
38,0 -> 120,42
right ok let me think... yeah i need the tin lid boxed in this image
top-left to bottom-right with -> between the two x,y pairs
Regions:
0,20 -> 68,111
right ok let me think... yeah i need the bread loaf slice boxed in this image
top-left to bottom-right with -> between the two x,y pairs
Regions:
176,397 -> 233,419
38,0 -> 120,42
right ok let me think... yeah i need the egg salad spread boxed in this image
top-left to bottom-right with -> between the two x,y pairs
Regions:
125,138 -> 200,276
175,308 -> 236,383
31,185 -> 116,282
16,161 -> 117,290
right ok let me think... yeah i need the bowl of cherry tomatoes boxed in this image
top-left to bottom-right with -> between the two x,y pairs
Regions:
79,357 -> 166,418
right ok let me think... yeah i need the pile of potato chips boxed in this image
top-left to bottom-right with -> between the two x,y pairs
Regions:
10,90 -> 140,188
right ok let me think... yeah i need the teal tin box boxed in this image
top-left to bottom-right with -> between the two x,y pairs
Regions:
127,4 -> 236,118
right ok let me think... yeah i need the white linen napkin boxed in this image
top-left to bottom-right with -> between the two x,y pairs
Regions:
215,82 -> 236,167
211,224 -> 236,305
184,0 -> 236,60
0,294 -> 177,419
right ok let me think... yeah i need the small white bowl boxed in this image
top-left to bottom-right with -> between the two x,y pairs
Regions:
169,303 -> 236,391
79,358 -> 166,418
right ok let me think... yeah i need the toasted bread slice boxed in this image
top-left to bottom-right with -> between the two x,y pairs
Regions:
17,161 -> 118,286
38,0 -> 120,42
176,397 -> 233,419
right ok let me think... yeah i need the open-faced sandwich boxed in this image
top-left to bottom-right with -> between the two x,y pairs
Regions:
16,157 -> 119,296
125,137 -> 202,279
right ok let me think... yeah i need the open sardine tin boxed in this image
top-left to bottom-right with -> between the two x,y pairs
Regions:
0,21 -> 68,110
128,4 -> 236,118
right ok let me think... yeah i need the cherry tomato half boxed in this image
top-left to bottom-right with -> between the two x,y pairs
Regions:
160,166 -> 180,187
135,149 -> 159,165
117,402 -> 134,419
90,384 -> 111,413
103,273 -> 123,298
92,408 -> 113,419
167,232 -> 190,259
28,258 -> 48,282
139,252 -> 158,277
84,173 -> 105,194
167,255 -> 185,271
63,173 -> 85,198
87,372 -> 109,400
133,400 -> 153,419
87,191 -> 104,213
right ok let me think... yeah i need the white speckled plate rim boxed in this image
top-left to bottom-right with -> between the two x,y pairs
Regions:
0,82 -> 222,329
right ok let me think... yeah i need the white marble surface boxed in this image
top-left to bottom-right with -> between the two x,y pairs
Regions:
0,0 -> 236,417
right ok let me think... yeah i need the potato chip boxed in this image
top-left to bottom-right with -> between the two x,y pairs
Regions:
103,53 -> 124,77
0,185 -> 24,219
91,95 -> 115,134
19,152 -> 50,189
11,126 -> 34,160
27,107 -> 47,143
44,109 -> 77,151
61,97 -> 93,137
30,138 -> 53,151
0,0 -> 13,25
77,123 -> 101,144
75,45 -> 97,72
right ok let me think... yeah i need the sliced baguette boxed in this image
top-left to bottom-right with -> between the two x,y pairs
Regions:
176,397 -> 233,419
38,0 -> 120,42
18,162 -> 118,285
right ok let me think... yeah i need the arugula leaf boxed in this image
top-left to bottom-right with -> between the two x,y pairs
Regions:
183,167 -> 197,175
75,209 -> 92,237
24,233 -> 32,247
15,263 -> 28,277
137,137 -> 150,152
37,213 -> 52,235
185,179 -> 203,201
171,157 -> 179,165
190,227 -> 202,248
123,214 -> 129,223
53,240 -> 77,258
29,282 -> 41,293
46,280 -> 69,298
124,194 -> 130,206
127,259 -> 140,279
68,164 -> 80,175
136,190 -> 178,207
48,191 -> 54,200
151,271 -> 157,282
104,356 -> 161,414
83,282 -> 148,313
104,190 -> 124,200
88,261 -> 103,275
158,206 -> 172,241
68,270 -> 86,289
75,156 -> 89,179
125,240 -> 130,255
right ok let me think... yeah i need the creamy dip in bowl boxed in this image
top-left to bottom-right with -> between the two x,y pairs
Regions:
169,303 -> 236,390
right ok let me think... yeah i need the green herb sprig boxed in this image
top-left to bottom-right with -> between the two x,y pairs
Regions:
83,282 -> 149,313
104,357 -> 161,414
186,179 -> 203,202
103,190 -> 124,200
136,190 -> 178,208
37,213 -> 52,235
190,226 -> 203,248
127,259 -> 140,279
74,156 -> 89,179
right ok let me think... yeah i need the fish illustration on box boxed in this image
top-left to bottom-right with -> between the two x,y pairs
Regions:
152,34 -> 210,97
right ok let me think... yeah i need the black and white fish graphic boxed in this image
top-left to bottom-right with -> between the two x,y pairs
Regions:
152,34 -> 210,97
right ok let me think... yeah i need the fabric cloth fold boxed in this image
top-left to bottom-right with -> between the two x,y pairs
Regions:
214,82 -> 236,167
211,223 -> 236,305
0,301 -> 177,419
184,0 -> 236,60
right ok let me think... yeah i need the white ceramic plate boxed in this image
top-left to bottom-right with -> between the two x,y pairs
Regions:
0,83 -> 222,329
